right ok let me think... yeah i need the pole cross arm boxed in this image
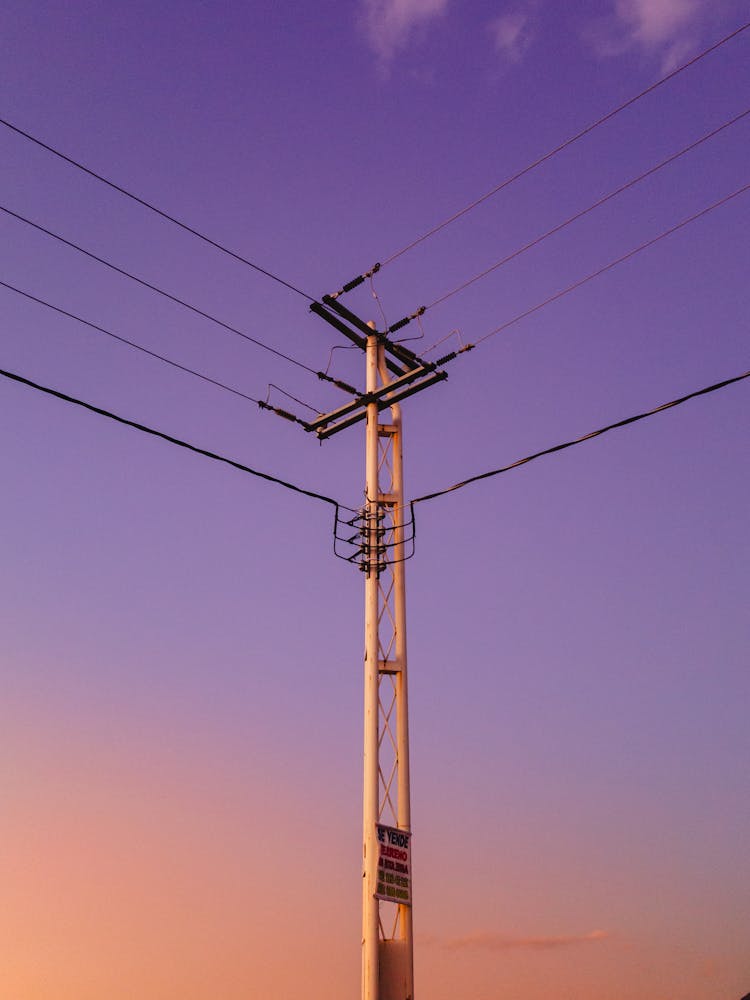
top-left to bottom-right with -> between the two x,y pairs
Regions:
310,300 -> 406,377
322,295 -> 424,373
312,295 -> 433,378
310,367 -> 447,439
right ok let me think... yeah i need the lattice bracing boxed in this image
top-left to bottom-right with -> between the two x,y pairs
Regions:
360,335 -> 415,1000
374,418 -> 410,947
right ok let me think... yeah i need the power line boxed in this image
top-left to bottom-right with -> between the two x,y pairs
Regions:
471,181 -> 750,349
424,107 -> 750,312
411,368 -> 750,505
376,20 -> 750,270
1,279 -> 315,429
422,181 -> 749,364
265,383 -> 320,414
1,278 -> 263,405
0,116 -> 315,302
0,203 -> 323,378
0,365 -> 348,509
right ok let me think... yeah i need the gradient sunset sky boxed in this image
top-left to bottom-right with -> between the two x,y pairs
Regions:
1,2 -> 749,998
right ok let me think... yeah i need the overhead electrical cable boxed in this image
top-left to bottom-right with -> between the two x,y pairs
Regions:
0,117 -> 314,301
0,204 -> 323,377
374,20 -> 750,271
0,279 -> 311,428
423,181 -> 750,363
424,107 -> 750,312
2,279 -> 259,404
411,368 -> 750,505
265,382 -> 320,414
472,181 -> 750,349
0,365 -> 350,509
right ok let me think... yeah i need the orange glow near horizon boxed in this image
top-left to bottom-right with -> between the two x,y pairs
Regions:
3,701 -> 747,999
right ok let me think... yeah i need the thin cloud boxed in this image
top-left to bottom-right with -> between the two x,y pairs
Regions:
439,928 -> 611,952
617,0 -> 701,45
489,11 -> 535,63
660,33 -> 699,72
585,0 -> 708,72
360,0 -> 449,66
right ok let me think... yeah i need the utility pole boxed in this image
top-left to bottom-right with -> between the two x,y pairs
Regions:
308,293 -> 449,1000
362,325 -> 413,1000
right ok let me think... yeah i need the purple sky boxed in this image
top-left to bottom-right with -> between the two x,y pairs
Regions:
1,2 -> 748,998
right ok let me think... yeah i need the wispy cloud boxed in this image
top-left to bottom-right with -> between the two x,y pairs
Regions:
585,0 -> 708,72
360,0 -> 449,67
489,11 -> 535,63
617,0 -> 701,45
434,928 -> 611,952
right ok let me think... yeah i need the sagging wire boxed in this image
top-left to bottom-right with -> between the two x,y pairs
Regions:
410,368 -> 750,505
387,304 -> 426,340
416,326 -> 476,367
394,309 -> 427,345
332,503 -> 417,570
323,343 -> 357,376
368,272 -> 390,336
265,383 -> 320,415
423,327 -> 466,355
319,344 -> 361,395
256,385 -> 313,428
0,363 -> 359,513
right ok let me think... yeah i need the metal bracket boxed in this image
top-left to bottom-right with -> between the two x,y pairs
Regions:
309,366 -> 447,438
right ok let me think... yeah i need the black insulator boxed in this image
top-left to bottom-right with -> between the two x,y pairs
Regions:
342,274 -> 366,293
388,315 -> 411,334
434,351 -> 457,366
333,378 -> 358,395
274,407 -> 298,423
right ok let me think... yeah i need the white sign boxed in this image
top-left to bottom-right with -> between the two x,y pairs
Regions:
376,824 -> 411,905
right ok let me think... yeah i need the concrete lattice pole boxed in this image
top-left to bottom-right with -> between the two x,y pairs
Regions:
362,327 -> 414,1000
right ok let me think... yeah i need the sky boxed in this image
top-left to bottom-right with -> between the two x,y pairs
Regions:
1,1 -> 748,998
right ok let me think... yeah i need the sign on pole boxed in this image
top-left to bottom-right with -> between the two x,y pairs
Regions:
376,824 -> 411,905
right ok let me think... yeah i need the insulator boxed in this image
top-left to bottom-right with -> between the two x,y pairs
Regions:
333,378 -> 358,395
342,274 -> 366,293
434,350 -> 457,366
274,407 -> 299,423
388,315 -> 411,334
